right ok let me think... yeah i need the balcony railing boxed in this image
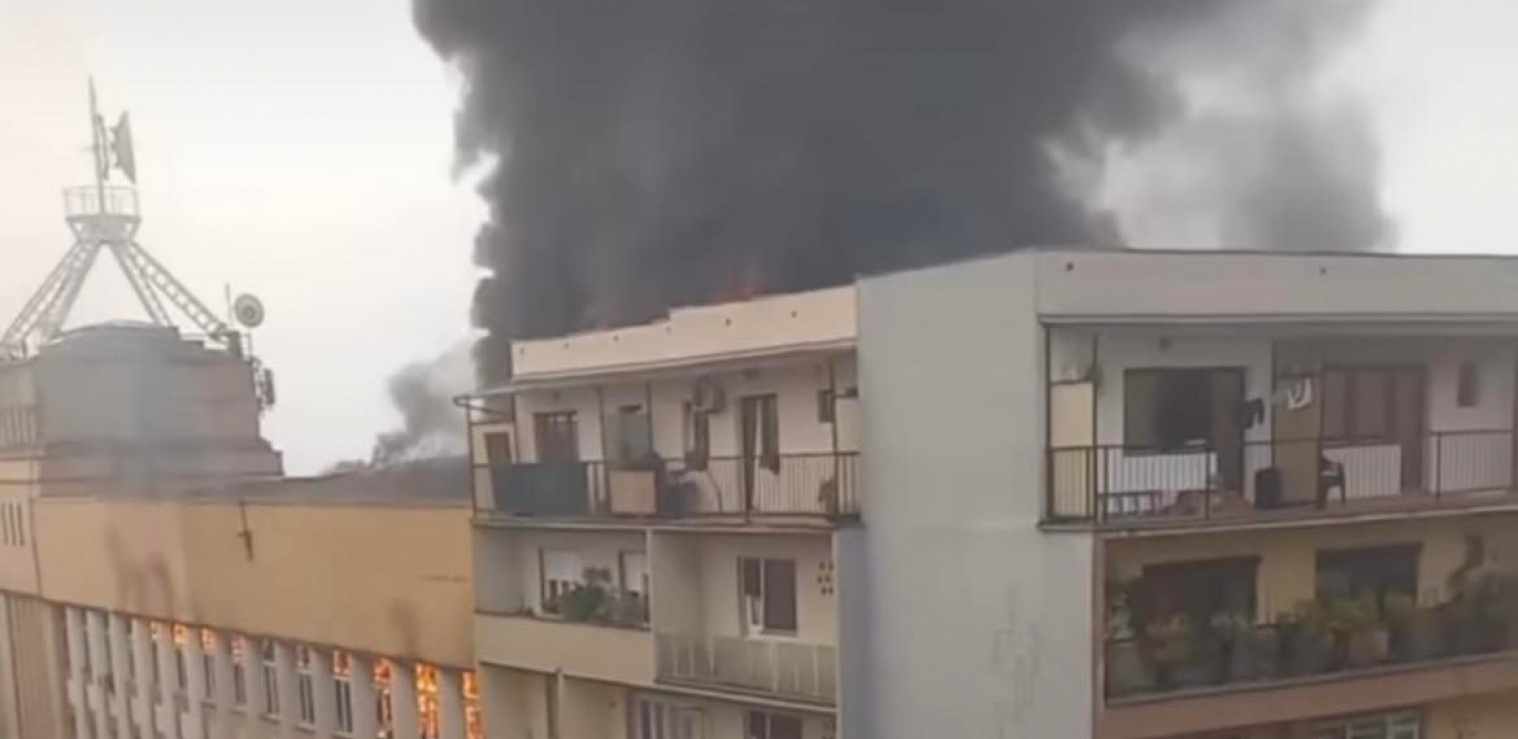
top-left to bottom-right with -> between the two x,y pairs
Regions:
63,185 -> 139,219
1107,594 -> 1518,701
487,452 -> 860,520
1047,430 -> 1517,526
655,632 -> 837,705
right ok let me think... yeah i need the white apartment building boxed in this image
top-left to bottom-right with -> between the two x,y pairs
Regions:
470,248 -> 1518,739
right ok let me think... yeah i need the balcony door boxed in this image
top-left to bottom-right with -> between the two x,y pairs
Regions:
739,394 -> 780,511
534,411 -> 580,463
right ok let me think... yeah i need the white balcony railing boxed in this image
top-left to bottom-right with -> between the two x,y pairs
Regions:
655,632 -> 836,705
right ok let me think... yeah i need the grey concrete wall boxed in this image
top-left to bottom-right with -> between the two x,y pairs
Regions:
1033,250 -> 1518,320
848,253 -> 1094,739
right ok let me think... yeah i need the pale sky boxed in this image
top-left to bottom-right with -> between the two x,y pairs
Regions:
0,0 -> 482,473
2,1 -> 1517,473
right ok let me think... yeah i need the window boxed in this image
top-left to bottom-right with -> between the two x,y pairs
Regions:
231,637 -> 248,705
635,698 -> 704,739
483,431 -> 514,465
173,624 -> 189,691
417,664 -> 441,739
740,558 -> 797,633
1320,367 -> 1423,443
746,711 -> 802,739
1457,361 -> 1481,408
261,641 -> 280,717
1317,544 -> 1420,610
739,394 -> 781,473
540,550 -> 585,614
297,647 -> 316,726
534,412 -> 580,463
334,651 -> 355,735
1124,368 -> 1228,451
201,630 -> 217,699
1314,710 -> 1421,739
608,404 -> 653,462
1131,557 -> 1258,627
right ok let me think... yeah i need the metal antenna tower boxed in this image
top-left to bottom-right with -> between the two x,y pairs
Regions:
1,81 -> 275,408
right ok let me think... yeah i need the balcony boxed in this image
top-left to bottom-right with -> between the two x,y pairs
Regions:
1047,430 -> 1518,529
475,612 -> 654,686
486,453 -> 860,522
1100,583 -> 1518,739
655,632 -> 837,706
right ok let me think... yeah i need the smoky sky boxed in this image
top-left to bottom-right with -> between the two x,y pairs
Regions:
413,0 -> 1387,383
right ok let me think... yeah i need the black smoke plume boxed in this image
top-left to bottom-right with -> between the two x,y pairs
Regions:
414,0 -> 1388,383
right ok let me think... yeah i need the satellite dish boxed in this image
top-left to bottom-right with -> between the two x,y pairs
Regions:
233,294 -> 266,329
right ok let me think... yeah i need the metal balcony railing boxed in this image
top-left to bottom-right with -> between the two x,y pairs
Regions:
1047,429 -> 1518,526
63,185 -> 139,219
655,632 -> 837,705
487,452 -> 860,520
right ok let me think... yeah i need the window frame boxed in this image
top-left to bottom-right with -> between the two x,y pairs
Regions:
745,710 -> 802,739
739,557 -> 799,635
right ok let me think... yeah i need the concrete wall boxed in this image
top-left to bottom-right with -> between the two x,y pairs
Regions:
1032,250 -> 1518,320
31,327 -> 266,448
664,532 -> 836,644
512,286 -> 855,380
852,255 -> 1095,739
34,498 -> 475,667
513,358 -> 857,464
1427,693 -> 1518,739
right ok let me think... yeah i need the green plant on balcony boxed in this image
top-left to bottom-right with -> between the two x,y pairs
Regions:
1144,614 -> 1209,689
1384,593 -> 1445,661
557,567 -> 649,627
1210,611 -> 1274,683
1299,596 -> 1386,670
1103,580 -> 1154,696
1445,568 -> 1518,654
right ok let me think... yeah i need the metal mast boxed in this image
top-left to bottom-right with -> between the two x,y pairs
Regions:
0,80 -> 238,360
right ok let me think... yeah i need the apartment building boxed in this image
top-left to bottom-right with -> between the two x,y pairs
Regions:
466,249 -> 1518,739
466,287 -> 858,739
849,249 -> 1518,739
0,324 -> 483,739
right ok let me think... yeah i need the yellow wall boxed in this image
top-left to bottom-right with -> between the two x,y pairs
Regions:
1106,515 -> 1513,620
34,498 -> 474,666
1426,693 -> 1518,739
0,491 -> 38,595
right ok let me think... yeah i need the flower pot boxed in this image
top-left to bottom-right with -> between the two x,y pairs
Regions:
1228,630 -> 1278,683
1347,628 -> 1389,669
1105,642 -> 1154,697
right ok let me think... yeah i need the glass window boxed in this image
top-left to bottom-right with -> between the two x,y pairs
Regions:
334,651 -> 355,734
261,641 -> 279,717
297,647 -> 316,725
1314,710 -> 1421,739
746,711 -> 802,739
740,558 -> 797,633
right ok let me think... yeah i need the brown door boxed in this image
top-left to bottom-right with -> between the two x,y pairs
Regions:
1209,370 -> 1247,493
1393,368 -> 1425,491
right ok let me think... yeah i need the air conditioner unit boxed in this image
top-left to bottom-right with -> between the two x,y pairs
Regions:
691,379 -> 727,414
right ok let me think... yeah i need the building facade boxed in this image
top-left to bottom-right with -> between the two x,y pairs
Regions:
467,287 -> 857,739
0,325 -> 482,739
8,251 -> 1518,738
468,249 -> 1518,739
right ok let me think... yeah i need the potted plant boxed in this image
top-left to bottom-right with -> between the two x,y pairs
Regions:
1210,611 -> 1269,683
1385,593 -> 1444,661
1104,581 -> 1153,696
1145,614 -> 1205,689
1278,603 -> 1330,676
1303,597 -> 1384,670
560,567 -> 615,623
